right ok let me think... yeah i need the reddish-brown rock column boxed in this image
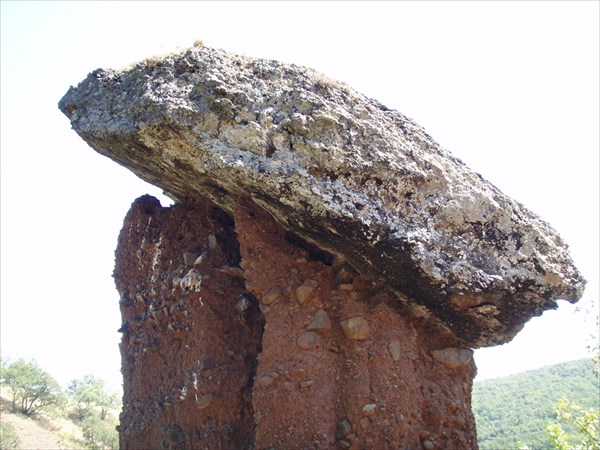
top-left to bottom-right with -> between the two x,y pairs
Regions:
235,199 -> 478,449
114,195 -> 264,449
115,195 -> 478,449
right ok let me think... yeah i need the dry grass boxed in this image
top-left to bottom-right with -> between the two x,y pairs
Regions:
307,68 -> 349,93
119,38 -> 205,72
0,390 -> 82,449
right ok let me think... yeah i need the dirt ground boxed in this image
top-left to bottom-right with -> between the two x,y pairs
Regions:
0,390 -> 83,450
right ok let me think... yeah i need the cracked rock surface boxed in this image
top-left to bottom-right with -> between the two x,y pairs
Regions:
59,45 -> 584,347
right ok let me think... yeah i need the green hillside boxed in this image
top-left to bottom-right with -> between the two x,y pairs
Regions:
473,358 -> 599,449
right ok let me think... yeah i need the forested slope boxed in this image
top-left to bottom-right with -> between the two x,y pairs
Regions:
473,358 -> 599,449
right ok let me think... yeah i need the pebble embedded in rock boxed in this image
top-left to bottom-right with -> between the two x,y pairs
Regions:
235,296 -> 251,314
431,347 -> 473,369
200,359 -> 215,370
215,265 -> 244,277
194,253 -> 207,266
336,418 -> 353,440
328,343 -> 341,354
257,375 -> 274,386
296,279 -> 319,304
299,379 -> 314,389
195,394 -> 212,410
388,340 -> 401,361
340,316 -> 370,340
422,439 -> 434,449
183,251 -> 201,266
296,332 -> 319,350
262,288 -> 280,305
208,233 -> 218,251
180,269 -> 203,291
308,310 -> 332,330
362,403 -> 376,416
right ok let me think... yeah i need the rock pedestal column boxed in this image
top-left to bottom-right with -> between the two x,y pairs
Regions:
114,195 -> 263,449
115,195 -> 478,449
60,44 -> 584,450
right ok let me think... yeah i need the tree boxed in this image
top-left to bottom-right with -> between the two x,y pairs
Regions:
0,359 -> 64,415
546,397 -> 599,450
546,308 -> 600,450
67,374 -> 120,421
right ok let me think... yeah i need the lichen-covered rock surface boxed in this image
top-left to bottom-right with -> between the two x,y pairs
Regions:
59,45 -> 584,347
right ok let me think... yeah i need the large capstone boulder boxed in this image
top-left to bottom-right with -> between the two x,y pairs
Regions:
59,45 -> 584,347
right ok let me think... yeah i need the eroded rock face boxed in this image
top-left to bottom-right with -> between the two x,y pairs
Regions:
114,195 -> 263,449
115,194 -> 478,449
59,45 -> 583,347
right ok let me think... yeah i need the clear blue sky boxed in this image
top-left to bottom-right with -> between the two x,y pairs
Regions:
1,1 -> 598,391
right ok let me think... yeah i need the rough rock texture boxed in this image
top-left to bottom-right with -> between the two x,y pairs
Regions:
115,194 -> 477,449
114,196 -> 263,449
59,45 -> 583,348
59,45 -> 585,448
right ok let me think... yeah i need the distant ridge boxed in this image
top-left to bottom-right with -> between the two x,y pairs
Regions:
473,358 -> 599,449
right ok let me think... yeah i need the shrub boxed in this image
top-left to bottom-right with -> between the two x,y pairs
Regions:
81,414 -> 119,450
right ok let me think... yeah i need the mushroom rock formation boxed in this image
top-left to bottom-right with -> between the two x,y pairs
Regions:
59,46 -> 584,449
